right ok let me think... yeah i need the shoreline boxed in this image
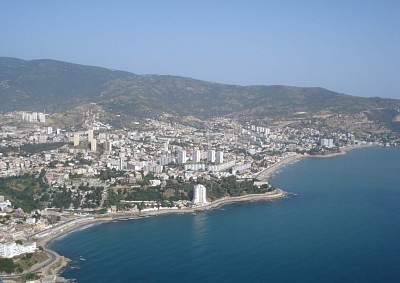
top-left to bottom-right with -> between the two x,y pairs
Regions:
256,143 -> 375,181
31,189 -> 286,280
21,144 -> 375,280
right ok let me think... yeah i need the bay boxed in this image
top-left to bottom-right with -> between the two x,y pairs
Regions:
50,147 -> 400,283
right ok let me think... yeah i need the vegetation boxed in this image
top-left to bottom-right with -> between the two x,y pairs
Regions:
0,258 -> 18,273
99,168 -> 126,181
0,172 -> 46,212
0,251 -> 48,274
104,175 -> 274,207
19,142 -> 66,155
22,273 -> 40,281
1,57 -> 400,130
15,250 -> 49,272
200,176 -> 274,201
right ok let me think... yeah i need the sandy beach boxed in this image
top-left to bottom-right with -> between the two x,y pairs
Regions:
256,154 -> 302,181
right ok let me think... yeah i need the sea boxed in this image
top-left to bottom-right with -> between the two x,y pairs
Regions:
50,147 -> 400,283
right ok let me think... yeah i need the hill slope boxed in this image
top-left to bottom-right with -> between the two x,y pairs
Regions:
1,57 -> 400,129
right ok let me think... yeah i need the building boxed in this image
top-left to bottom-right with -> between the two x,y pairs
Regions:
104,141 -> 112,153
207,150 -> 215,163
321,138 -> 334,148
0,242 -> 36,258
119,152 -> 125,170
87,129 -> 94,142
193,149 -> 201,162
46,126 -> 53,135
91,139 -> 97,152
160,156 -> 174,166
178,150 -> 187,164
207,160 -> 236,172
192,184 -> 207,205
32,112 -> 38,121
216,151 -> 224,163
231,162 -> 252,174
73,133 -> 80,147
184,163 -> 206,171
0,199 -> 11,210
38,112 -> 45,123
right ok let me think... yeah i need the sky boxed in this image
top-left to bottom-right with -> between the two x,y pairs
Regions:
1,0 -> 400,99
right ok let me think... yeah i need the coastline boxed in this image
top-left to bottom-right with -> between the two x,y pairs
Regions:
303,143 -> 375,159
32,189 -> 286,280
25,143 -> 375,280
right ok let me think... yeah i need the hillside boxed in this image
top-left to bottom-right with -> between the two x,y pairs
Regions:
1,57 -> 400,129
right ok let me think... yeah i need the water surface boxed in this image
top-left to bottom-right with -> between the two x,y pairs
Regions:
51,147 -> 400,282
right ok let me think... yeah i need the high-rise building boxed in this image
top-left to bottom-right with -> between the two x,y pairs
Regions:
207,150 -> 215,163
163,141 -> 169,151
320,138 -> 334,148
193,149 -> 201,162
178,150 -> 187,164
73,133 -> 80,147
192,184 -> 207,205
87,129 -> 94,142
104,141 -> 112,153
119,152 -> 125,170
38,112 -> 45,123
26,113 -> 32,122
216,151 -> 224,163
91,139 -> 97,152
46,127 -> 53,135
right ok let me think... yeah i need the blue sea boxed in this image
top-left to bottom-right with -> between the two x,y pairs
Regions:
50,147 -> 400,283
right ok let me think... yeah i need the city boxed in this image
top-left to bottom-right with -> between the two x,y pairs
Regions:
1,106 -> 399,280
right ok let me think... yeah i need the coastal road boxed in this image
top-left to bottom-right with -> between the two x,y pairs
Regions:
0,247 -> 58,280
29,248 -> 58,273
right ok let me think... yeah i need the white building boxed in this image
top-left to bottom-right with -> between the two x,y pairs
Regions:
104,140 -> 112,152
46,126 -> 53,135
321,138 -> 334,148
73,133 -> 80,147
193,149 -> 201,162
178,150 -> 187,164
38,112 -> 45,123
207,160 -> 236,172
207,150 -> 215,163
32,112 -> 38,121
0,199 -> 12,211
91,139 -> 97,152
232,162 -> 252,174
87,129 -> 94,142
216,151 -> 224,163
160,156 -> 174,166
192,184 -> 207,205
184,163 -> 206,171
0,242 -> 36,258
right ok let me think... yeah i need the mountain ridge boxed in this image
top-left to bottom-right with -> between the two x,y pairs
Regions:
1,57 -> 399,130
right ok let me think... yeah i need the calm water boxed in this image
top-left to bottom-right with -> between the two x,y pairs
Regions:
51,147 -> 400,283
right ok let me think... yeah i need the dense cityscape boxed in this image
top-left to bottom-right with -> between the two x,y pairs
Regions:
0,108 -> 399,282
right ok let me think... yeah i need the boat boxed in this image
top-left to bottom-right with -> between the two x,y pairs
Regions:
192,212 -> 197,216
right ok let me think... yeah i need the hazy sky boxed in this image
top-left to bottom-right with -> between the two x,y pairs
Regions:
1,1 -> 399,99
